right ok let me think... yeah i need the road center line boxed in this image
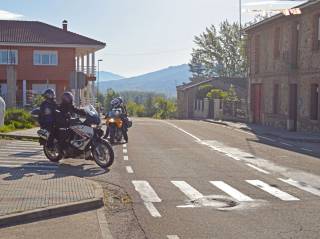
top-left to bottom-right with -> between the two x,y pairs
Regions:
123,144 -> 127,148
246,163 -> 270,175
164,122 -> 201,142
126,166 -> 134,174
301,148 -> 313,152
123,148 -> 128,154
124,155 -> 129,161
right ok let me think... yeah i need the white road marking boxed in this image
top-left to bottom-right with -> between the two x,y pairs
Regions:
171,181 -> 203,200
164,122 -> 201,142
132,181 -> 162,217
123,156 -> 129,161
246,180 -> 299,201
210,181 -> 253,202
167,235 -> 180,239
246,163 -> 270,175
123,144 -> 127,148
258,136 -> 276,142
123,148 -> 128,154
301,148 -> 313,152
126,166 -> 134,174
279,178 -> 320,197
144,202 -> 161,218
0,160 -> 51,164
280,142 -> 293,147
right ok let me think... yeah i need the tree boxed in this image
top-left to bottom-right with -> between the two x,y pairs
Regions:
126,101 -> 145,117
196,84 -> 214,99
152,97 -> 177,119
189,20 -> 247,79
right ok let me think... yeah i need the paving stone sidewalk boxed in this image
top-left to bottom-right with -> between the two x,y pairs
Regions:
1,127 -> 39,138
0,168 -> 96,217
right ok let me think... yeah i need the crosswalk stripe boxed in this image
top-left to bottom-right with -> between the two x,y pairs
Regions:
171,181 -> 203,200
132,181 -> 161,202
279,178 -> 320,197
210,181 -> 254,202
167,235 -> 180,239
132,181 -> 162,218
246,180 -> 300,201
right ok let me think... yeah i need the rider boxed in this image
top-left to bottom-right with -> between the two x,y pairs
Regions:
58,91 -> 86,127
39,89 -> 57,149
104,97 -> 129,142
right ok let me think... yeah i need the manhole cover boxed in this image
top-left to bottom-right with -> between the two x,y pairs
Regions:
178,195 -> 239,209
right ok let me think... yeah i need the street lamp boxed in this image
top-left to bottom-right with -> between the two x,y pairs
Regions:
97,59 -> 103,111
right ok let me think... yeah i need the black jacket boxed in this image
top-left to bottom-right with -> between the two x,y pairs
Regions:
39,100 -> 57,129
56,103 -> 86,127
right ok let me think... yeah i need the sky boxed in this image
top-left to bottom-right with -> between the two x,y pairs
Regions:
0,0 -> 305,77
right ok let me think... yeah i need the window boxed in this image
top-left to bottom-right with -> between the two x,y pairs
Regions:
291,23 -> 299,68
274,27 -> 281,58
310,84 -> 319,120
0,49 -> 18,65
33,51 -> 58,65
254,35 -> 260,74
313,14 -> 320,50
273,84 -> 280,114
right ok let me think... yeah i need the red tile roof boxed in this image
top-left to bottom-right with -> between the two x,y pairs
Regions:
0,20 -> 106,47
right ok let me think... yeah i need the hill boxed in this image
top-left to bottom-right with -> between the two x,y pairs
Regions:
98,71 -> 124,82
99,64 -> 192,97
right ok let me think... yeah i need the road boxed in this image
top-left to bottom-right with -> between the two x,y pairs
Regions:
1,118 -> 320,239
104,118 -> 320,239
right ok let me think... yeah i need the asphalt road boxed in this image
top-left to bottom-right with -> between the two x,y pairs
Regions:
103,118 -> 320,239
1,118 -> 320,239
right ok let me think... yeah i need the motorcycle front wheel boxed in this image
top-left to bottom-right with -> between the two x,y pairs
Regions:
92,139 -> 114,169
43,141 -> 63,162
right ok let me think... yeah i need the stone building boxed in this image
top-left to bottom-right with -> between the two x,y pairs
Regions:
245,0 -> 320,132
176,77 -> 247,119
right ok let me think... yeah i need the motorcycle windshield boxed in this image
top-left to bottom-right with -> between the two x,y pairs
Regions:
84,105 -> 101,125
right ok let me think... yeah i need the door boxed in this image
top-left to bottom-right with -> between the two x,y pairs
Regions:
251,84 -> 262,123
289,84 -> 298,131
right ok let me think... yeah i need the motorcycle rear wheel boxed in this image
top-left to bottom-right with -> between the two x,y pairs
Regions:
92,139 -> 114,169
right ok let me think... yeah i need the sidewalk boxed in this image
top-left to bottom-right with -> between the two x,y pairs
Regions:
0,127 -> 39,140
204,119 -> 320,143
0,167 -> 104,227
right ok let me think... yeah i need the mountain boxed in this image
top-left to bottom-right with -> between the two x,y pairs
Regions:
99,64 -> 192,97
98,71 -> 124,82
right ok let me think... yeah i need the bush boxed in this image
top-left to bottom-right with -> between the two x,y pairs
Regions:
0,108 -> 36,132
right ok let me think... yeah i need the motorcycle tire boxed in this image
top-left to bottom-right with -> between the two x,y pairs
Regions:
43,142 -> 63,162
92,139 -> 114,169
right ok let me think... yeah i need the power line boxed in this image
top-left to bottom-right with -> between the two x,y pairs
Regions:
105,48 -> 191,57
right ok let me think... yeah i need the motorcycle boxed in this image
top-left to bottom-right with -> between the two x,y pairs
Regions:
33,105 -> 114,169
105,108 -> 128,144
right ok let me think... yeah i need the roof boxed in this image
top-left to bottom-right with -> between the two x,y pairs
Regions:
177,77 -> 247,91
244,0 -> 320,33
0,20 -> 106,48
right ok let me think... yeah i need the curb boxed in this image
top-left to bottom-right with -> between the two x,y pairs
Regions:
0,179 -> 104,228
202,119 -> 228,126
0,133 -> 39,141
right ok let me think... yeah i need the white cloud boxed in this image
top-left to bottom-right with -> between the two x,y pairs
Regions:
0,10 -> 23,20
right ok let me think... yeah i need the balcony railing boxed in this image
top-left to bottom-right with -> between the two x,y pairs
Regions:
76,66 -> 96,77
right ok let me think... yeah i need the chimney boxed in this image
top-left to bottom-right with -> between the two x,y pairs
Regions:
62,20 -> 68,31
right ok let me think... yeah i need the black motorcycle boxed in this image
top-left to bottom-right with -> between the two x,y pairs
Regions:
33,105 -> 114,169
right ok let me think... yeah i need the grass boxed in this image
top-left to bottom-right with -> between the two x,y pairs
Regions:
0,108 -> 36,133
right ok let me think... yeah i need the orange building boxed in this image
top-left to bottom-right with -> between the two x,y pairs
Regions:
0,20 -> 105,107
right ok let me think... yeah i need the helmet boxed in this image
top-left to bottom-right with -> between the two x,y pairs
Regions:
43,89 -> 56,100
61,91 -> 74,105
111,98 -> 121,108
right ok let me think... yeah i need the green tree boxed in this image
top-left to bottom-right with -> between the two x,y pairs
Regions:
126,101 -> 145,117
152,97 -> 176,119
206,89 -> 227,100
196,84 -> 214,99
189,20 -> 247,79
